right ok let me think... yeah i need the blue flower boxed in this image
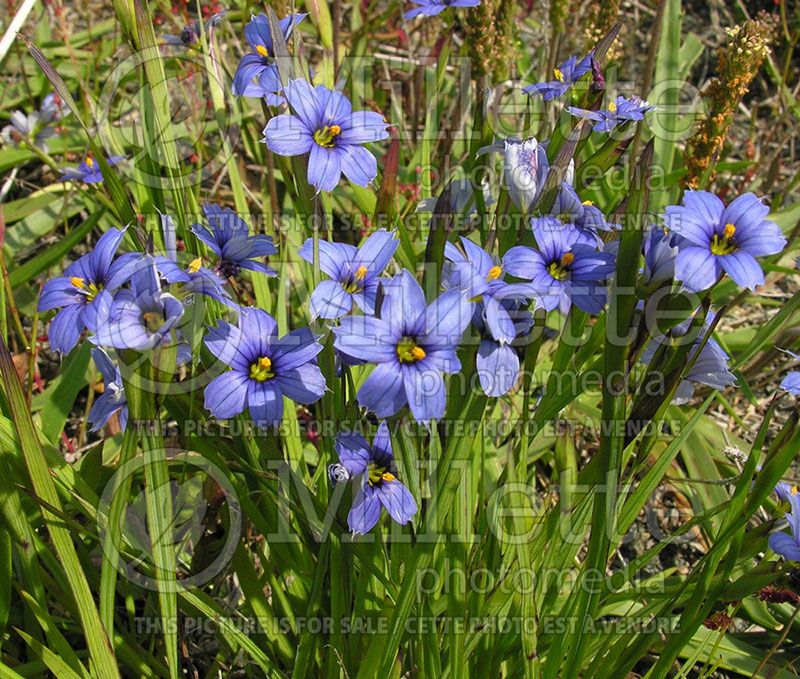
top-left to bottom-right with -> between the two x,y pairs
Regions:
769,492 -> 800,561
263,79 -> 390,193
93,258 -> 185,351
203,307 -> 326,429
333,270 -> 471,422
335,421 -> 417,534
666,191 -> 786,293
779,350 -> 800,395
522,53 -> 593,101
192,204 -> 278,279
38,227 -> 137,354
88,348 -> 128,432
775,482 -> 799,504
158,213 -> 233,306
443,236 -> 539,344
232,13 -> 306,99
61,155 -> 124,184
641,312 -> 736,404
299,229 -> 398,319
551,184 -> 619,247
39,93 -> 70,123
567,95 -> 653,133
163,11 -> 226,48
642,224 -> 678,287
503,216 -> 616,314
481,137 -> 580,217
403,0 -> 480,19
473,299 -> 533,397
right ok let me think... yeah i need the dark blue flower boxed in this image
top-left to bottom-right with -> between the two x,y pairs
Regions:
335,421 -> 417,534
158,213 -> 234,306
88,348 -> 128,432
192,204 -> 278,278
769,492 -> 800,561
263,79 -> 390,193
666,191 -> 786,292
567,95 -> 653,133
443,236 -> 539,344
203,307 -> 326,429
61,155 -> 124,184
38,227 -> 137,354
163,11 -> 226,48
522,53 -> 593,101
503,216 -> 616,314
403,0 -> 480,19
232,13 -> 307,99
93,258 -> 185,351
299,230 -> 398,319
333,270 -> 471,422
473,299 -> 533,397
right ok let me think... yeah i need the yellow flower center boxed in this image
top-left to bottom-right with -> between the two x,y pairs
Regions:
396,337 -> 426,364
608,100 -> 617,113
553,67 -> 564,82
255,44 -> 269,57
367,463 -> 396,486
343,265 -> 369,293
71,277 -> 102,301
710,223 -> 738,256
85,157 -> 95,168
486,265 -> 502,281
188,257 -> 203,273
582,199 -> 593,206
313,124 -> 342,148
249,356 -> 274,381
142,311 -> 163,332
547,252 -> 575,280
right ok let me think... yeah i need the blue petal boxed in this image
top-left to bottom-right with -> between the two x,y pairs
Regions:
483,294 -> 516,344
476,339 -> 519,396
271,327 -> 323,371
339,144 -> 378,187
204,371 -> 250,419
372,421 -> 393,460
335,432 -> 371,476
420,288 -> 471,349
403,365 -> 446,422
719,251 -> 765,290
675,247 -> 720,293
274,363 -> 326,404
204,321 -> 250,370
354,229 -> 398,275
247,381 -> 283,428
298,239 -> 357,279
769,531 -> 800,561
375,480 -> 417,525
308,145 -> 342,193
357,362 -> 407,417
263,114 -> 314,155
310,280 -> 352,319
380,270 -> 426,335
48,303 -> 85,354
39,278 -> 81,311
338,111 -> 389,144
333,316 -> 397,362
90,227 -> 127,282
284,79 -> 324,131
348,485 -> 382,534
